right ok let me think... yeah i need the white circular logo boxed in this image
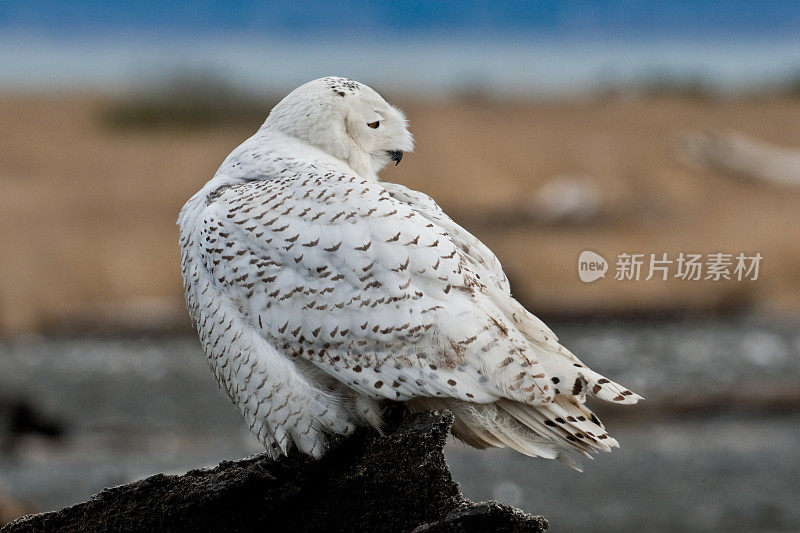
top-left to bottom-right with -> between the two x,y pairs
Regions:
578,251 -> 608,282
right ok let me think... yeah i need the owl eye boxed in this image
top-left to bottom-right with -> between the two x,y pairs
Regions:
367,121 -> 380,129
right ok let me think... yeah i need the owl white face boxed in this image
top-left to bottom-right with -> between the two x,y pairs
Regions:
342,86 -> 413,172
263,77 -> 414,180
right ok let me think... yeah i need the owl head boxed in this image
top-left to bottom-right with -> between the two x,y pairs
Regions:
262,77 -> 414,180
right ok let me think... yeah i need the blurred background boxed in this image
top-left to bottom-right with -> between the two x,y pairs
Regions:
1,1 -> 799,531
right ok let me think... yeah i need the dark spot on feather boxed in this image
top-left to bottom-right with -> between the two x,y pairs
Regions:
572,376 -> 588,395
489,316 -> 509,336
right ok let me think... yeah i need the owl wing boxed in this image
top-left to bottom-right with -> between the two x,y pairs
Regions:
378,182 -> 511,293
198,171 -> 555,406
379,182 -> 560,347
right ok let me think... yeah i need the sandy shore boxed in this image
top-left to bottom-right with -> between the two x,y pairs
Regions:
1,93 -> 799,334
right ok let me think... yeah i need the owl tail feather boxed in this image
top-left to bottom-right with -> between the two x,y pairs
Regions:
408,395 -> 624,471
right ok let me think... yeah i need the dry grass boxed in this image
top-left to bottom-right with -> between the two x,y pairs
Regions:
1,93 -> 799,334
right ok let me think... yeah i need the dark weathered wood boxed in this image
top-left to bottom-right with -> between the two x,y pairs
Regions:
2,411 -> 547,533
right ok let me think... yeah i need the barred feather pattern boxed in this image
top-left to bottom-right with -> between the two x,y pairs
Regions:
179,77 -> 641,466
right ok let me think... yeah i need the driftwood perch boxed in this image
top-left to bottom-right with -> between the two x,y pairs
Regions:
2,411 -> 547,532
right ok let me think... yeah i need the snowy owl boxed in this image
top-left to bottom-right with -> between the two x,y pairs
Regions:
179,77 -> 641,467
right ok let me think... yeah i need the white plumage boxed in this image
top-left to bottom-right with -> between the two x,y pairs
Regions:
179,77 -> 641,467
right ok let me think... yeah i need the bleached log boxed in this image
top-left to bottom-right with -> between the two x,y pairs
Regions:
682,132 -> 800,187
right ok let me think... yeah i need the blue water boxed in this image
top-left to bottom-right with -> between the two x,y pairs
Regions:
1,1 -> 799,95
1,35 -> 799,96
2,1 -> 799,39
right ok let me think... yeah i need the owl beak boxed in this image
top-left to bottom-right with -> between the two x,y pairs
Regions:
387,150 -> 403,165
